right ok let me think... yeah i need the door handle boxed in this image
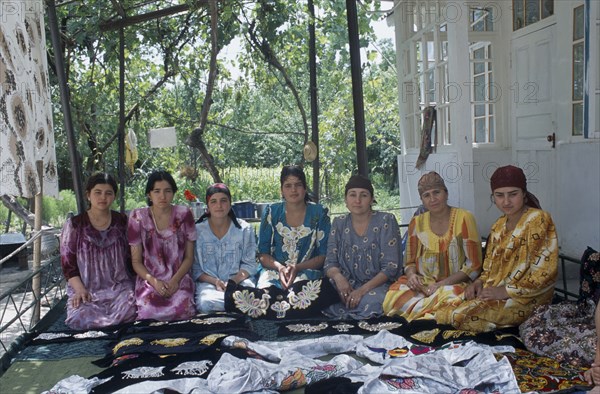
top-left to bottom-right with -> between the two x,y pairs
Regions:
546,133 -> 555,148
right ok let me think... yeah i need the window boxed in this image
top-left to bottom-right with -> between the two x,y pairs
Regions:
470,43 -> 495,143
572,5 -> 584,136
470,7 -> 494,32
513,0 -> 554,31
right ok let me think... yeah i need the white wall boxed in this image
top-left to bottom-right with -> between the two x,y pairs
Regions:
555,141 -> 600,257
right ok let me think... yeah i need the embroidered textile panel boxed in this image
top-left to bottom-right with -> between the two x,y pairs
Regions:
0,0 -> 58,198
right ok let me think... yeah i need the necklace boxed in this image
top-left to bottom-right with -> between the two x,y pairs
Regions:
88,211 -> 111,231
150,206 -> 171,231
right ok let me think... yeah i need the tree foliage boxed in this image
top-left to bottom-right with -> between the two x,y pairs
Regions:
47,0 -> 401,198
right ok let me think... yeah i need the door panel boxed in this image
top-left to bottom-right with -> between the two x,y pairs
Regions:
511,25 -> 557,214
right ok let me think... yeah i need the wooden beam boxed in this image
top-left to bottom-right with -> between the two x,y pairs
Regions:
100,2 -> 210,31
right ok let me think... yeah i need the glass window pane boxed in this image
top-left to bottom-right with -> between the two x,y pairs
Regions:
526,0 -> 539,25
573,42 -> 584,100
426,70 -> 436,103
440,40 -> 448,61
446,108 -> 451,144
486,10 -> 494,31
574,6 -> 584,40
474,75 -> 485,101
474,47 -> 485,60
542,0 -> 554,18
474,61 -> 485,75
489,116 -> 495,142
427,39 -> 435,64
475,118 -> 486,142
416,41 -> 422,73
475,104 -> 485,117
572,103 -> 583,136
473,20 -> 484,32
514,0 -> 524,30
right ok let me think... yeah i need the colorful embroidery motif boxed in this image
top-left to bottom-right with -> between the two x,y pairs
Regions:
305,364 -> 338,382
191,317 -> 236,325
332,323 -> 354,332
73,330 -> 109,339
122,366 -> 164,379
199,333 -> 227,346
382,376 -> 419,390
442,330 -> 476,340
232,289 -> 270,318
271,300 -> 291,318
172,360 -> 212,376
279,368 -> 307,391
150,338 -> 189,348
35,332 -> 71,340
358,321 -> 403,332
286,323 -> 328,333
113,337 -> 144,354
411,328 -> 440,344
288,280 -> 321,310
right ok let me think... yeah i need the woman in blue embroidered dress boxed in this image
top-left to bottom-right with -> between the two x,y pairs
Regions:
323,175 -> 401,319
257,165 -> 330,290
193,183 -> 257,313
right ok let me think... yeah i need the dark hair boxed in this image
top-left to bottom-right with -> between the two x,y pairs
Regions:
85,173 -> 118,194
280,165 -> 310,203
197,183 -> 241,228
145,170 -> 178,206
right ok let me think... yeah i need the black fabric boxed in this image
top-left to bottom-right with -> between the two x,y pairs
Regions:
92,313 -> 258,367
90,350 -> 222,394
579,246 -> 600,304
305,376 -> 362,394
225,278 -> 339,319
276,316 -> 525,349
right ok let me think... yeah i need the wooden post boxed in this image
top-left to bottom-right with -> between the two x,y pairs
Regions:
31,160 -> 44,325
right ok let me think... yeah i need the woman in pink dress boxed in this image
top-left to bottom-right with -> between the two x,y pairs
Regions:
60,173 -> 136,330
128,170 -> 197,321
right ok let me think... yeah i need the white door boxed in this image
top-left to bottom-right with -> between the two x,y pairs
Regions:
511,25 -> 557,214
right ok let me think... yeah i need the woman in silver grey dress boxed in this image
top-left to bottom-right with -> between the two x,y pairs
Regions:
323,175 -> 401,319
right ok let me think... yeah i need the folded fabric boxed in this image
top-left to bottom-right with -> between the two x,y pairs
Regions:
358,342 -> 520,393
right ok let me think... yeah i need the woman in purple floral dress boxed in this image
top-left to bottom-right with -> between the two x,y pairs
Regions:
60,173 -> 136,330
128,170 -> 197,321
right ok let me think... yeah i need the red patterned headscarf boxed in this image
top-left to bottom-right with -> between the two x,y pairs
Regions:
490,165 -> 541,209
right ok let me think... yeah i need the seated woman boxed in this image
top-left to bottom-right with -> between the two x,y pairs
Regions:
60,173 -> 136,330
128,170 -> 197,321
323,175 -> 401,319
192,183 -> 257,314
257,165 -> 330,290
227,165 -> 331,318
435,165 -> 558,332
383,172 -> 482,320
585,301 -> 600,387
519,247 -> 600,368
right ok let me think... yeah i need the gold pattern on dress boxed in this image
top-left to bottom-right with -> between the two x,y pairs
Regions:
199,333 -> 227,346
151,337 -> 189,347
442,329 -> 476,339
495,333 -> 519,341
411,329 -> 440,344
113,337 -> 144,354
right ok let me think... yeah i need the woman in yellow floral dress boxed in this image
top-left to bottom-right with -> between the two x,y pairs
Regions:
383,172 -> 482,320
435,165 -> 558,332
